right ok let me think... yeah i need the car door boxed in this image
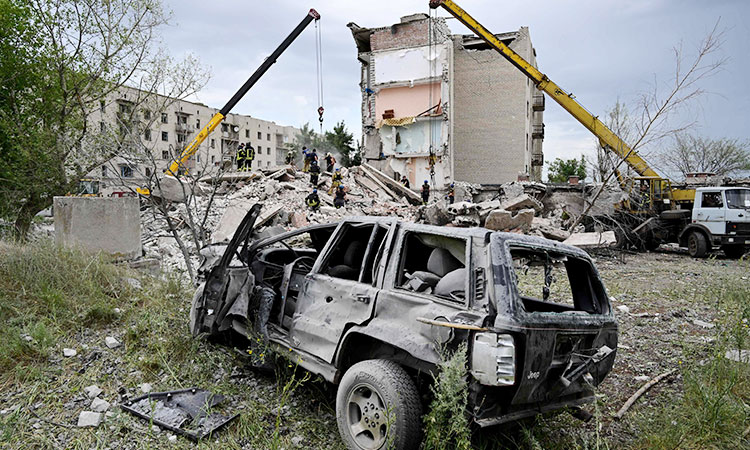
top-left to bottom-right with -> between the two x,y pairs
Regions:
290,221 -> 394,363
695,191 -> 726,236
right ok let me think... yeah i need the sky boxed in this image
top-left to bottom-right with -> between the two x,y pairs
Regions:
160,0 -> 750,178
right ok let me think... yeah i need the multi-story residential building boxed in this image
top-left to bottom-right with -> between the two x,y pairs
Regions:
348,14 -> 545,188
87,86 -> 300,195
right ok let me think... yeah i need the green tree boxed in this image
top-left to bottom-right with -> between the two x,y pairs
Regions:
324,120 -> 360,167
0,0 -> 195,239
547,156 -> 587,183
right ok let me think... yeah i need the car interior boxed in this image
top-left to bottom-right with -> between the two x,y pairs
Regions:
397,232 -> 467,302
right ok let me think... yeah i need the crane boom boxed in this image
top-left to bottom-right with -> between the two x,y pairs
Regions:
138,8 -> 320,195
428,0 -> 660,179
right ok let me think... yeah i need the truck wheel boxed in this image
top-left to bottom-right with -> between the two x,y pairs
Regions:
336,360 -> 421,450
687,231 -> 708,258
721,245 -> 746,259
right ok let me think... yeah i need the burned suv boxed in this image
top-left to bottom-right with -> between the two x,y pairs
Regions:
190,205 -> 618,450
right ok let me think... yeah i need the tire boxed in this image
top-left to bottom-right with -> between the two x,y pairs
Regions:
687,231 -> 709,258
722,245 -> 747,259
336,360 -> 422,450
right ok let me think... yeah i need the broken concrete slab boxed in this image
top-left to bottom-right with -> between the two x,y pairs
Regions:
84,385 -> 103,398
77,411 -> 103,427
63,348 -> 77,357
500,194 -> 544,213
290,211 -> 309,228
54,197 -> 141,260
725,349 -> 750,363
362,163 -> 422,205
563,231 -> 617,249
105,336 -> 121,349
419,202 -> 452,226
447,201 -> 480,216
484,209 -> 534,232
90,398 -> 111,413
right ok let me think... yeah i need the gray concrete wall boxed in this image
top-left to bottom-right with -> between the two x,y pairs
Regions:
54,197 -> 141,260
452,29 -> 540,184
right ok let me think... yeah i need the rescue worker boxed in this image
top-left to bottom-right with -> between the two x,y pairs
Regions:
305,188 -> 321,211
245,142 -> 255,171
334,185 -> 346,209
421,180 -> 430,205
236,143 -> 247,171
401,175 -> 410,189
311,148 -> 319,166
324,152 -> 336,173
285,149 -> 295,166
446,182 -> 455,204
328,167 -> 343,194
309,160 -> 321,186
302,146 -> 310,172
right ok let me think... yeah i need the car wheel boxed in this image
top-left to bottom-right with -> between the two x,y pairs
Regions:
687,231 -> 708,258
336,360 -> 421,450
721,245 -> 746,259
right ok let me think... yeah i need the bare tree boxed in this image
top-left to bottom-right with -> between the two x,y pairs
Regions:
572,21 -> 727,230
658,133 -> 750,179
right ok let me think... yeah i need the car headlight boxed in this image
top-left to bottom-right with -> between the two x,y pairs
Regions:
470,332 -> 515,386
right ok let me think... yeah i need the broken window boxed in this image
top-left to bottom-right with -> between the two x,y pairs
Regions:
162,150 -> 169,159
161,131 -> 168,142
120,165 -> 133,178
510,247 -> 607,314
319,223 -> 375,281
161,112 -> 168,124
144,129 -> 151,141
397,232 -> 467,303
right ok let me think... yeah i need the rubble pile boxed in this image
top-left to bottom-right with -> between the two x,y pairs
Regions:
418,181 -> 577,242
140,166 -> 418,274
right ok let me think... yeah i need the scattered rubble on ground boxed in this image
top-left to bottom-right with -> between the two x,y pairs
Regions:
138,167 -> 623,276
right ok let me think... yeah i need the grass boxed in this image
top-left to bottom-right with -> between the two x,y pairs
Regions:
0,240 -> 343,449
0,241 -> 747,449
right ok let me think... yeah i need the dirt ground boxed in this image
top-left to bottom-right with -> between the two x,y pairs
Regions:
0,246 -> 746,449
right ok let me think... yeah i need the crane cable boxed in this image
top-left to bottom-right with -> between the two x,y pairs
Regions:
314,18 -> 324,135
427,7 -> 437,185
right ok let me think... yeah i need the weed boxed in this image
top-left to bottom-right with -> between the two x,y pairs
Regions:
422,342 -> 472,450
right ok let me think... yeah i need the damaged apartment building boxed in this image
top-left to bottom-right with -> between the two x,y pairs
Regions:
348,14 -> 545,189
85,86 -> 300,196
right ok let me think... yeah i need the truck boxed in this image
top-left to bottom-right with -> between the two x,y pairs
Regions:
429,0 -> 750,258
191,205 -> 618,449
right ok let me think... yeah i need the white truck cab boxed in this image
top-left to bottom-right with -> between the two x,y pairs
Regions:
681,187 -> 750,258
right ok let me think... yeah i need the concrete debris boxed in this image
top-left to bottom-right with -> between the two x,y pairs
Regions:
617,305 -> 630,314
362,163 -> 422,205
725,349 -> 750,363
77,411 -> 103,428
484,209 -> 535,232
105,336 -> 121,349
563,231 -> 617,249
139,383 -> 153,393
62,348 -> 77,357
84,385 -> 103,399
500,194 -> 544,213
692,319 -> 715,329
90,398 -> 111,413
140,166 -> 416,276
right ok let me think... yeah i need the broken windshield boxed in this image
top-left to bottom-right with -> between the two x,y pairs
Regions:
725,189 -> 750,210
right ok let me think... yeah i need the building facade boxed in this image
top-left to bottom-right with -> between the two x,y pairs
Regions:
87,86 -> 300,195
348,14 -> 544,188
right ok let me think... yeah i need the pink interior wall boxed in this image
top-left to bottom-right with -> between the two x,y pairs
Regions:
375,83 -> 441,119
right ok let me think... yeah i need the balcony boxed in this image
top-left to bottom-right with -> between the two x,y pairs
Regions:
532,94 -> 545,111
175,123 -> 192,133
532,124 -> 544,139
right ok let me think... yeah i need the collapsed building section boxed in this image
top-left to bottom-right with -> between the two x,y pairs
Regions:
348,14 -> 545,189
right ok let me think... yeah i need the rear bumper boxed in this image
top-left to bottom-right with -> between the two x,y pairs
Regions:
473,394 -> 593,427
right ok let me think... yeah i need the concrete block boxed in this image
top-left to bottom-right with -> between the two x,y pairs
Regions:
563,231 -> 617,249
484,208 -> 534,231
54,197 -> 141,260
77,411 -> 103,428
90,398 -> 111,413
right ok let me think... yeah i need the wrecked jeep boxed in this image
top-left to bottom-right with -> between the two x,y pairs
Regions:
190,204 -> 618,449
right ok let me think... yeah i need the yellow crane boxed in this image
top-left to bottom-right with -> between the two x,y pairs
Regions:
137,8 -> 321,198
428,0 -> 696,210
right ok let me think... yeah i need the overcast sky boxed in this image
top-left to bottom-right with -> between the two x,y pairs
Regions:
161,0 -> 749,177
